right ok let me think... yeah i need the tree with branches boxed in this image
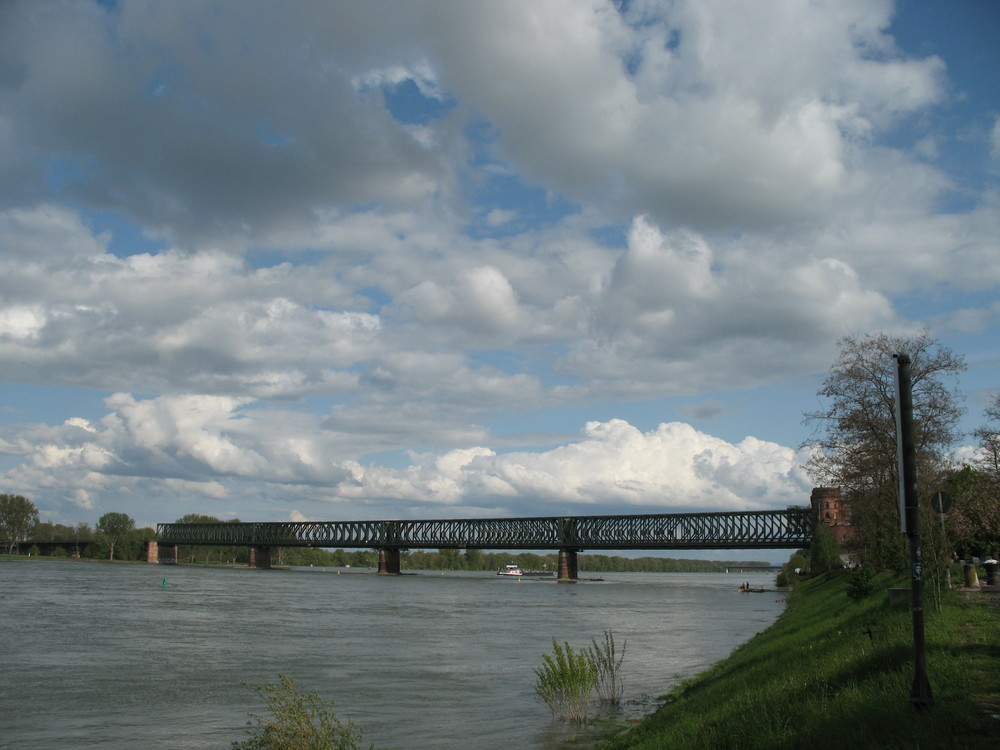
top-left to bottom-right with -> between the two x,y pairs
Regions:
96,512 -> 135,561
971,392 -> 1000,477
947,393 -> 1000,560
0,494 -> 39,554
803,331 -> 965,571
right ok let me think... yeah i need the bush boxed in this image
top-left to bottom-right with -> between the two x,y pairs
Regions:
589,630 -> 626,706
233,675 -> 373,750
809,522 -> 843,573
847,567 -> 875,600
534,639 -> 598,722
783,576 -> 805,606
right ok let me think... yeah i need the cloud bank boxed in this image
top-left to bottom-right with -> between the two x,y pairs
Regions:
0,1 -> 996,529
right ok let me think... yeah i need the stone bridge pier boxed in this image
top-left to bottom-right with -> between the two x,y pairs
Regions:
249,546 -> 273,569
377,547 -> 402,575
558,549 -> 579,581
145,541 -> 178,564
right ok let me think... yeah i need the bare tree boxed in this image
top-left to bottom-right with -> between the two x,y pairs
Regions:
802,330 -> 965,570
972,392 -> 1000,477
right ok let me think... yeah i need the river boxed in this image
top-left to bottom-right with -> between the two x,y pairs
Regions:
0,559 -> 784,749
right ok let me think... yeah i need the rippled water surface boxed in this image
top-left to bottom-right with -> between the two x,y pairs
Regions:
0,560 -> 783,749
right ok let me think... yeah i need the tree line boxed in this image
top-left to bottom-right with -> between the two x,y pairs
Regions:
0,498 -> 154,561
794,330 -> 999,606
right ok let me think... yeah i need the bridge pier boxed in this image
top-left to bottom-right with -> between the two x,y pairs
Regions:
377,547 -> 401,575
249,546 -> 273,569
146,541 -> 178,564
558,549 -> 579,581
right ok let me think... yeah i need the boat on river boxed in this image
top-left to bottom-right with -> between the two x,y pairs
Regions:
497,563 -> 555,577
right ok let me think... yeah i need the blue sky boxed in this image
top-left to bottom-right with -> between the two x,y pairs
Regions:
1,1 -> 997,562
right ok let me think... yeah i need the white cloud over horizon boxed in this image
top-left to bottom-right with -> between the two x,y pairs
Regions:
1,391 -> 812,528
0,1 -> 997,544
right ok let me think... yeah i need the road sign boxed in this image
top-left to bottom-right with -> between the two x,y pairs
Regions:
931,490 -> 952,514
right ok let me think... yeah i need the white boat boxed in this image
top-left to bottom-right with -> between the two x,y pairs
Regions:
497,563 -> 554,577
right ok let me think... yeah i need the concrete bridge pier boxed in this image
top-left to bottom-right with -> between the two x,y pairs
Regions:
249,546 -> 273,569
558,548 -> 579,581
377,547 -> 401,575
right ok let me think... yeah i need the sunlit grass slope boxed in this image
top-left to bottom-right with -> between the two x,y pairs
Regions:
602,571 -> 1000,750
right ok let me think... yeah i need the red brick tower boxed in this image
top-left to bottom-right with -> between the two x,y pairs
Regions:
810,486 -> 852,546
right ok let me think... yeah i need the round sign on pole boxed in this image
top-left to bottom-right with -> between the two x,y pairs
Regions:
931,490 -> 952,514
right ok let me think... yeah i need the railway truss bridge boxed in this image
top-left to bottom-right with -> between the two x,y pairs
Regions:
153,508 -> 814,580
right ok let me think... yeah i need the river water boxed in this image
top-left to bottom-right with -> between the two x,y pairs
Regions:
0,560 -> 783,749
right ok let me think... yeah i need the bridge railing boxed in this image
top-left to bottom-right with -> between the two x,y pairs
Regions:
156,508 -> 813,551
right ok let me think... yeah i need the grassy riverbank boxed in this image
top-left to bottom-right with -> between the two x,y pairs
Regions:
602,571 -> 1000,749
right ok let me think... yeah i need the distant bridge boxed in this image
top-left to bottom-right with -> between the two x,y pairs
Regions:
154,508 -> 814,579
9,540 -> 90,557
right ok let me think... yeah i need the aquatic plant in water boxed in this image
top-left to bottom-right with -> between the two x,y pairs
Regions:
233,674 -> 374,750
534,639 -> 598,722
589,629 -> 627,706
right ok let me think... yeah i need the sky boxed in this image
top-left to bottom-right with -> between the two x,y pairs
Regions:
0,1 -> 998,562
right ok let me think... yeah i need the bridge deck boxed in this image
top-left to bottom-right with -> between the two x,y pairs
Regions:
156,509 -> 813,551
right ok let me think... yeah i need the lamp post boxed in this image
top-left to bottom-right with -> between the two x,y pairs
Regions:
894,353 -> 933,709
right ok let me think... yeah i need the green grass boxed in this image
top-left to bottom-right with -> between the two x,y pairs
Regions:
601,571 -> 1000,750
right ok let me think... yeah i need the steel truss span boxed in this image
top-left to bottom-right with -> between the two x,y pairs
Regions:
156,508 -> 813,550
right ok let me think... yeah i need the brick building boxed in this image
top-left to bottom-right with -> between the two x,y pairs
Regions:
810,486 -> 853,546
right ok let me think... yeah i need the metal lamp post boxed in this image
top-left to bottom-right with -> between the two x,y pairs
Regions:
894,352 -> 934,709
